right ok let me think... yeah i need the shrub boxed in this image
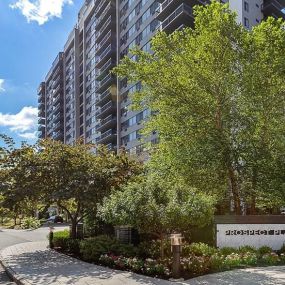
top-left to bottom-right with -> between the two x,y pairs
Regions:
21,217 -> 41,229
51,230 -> 80,254
53,230 -> 70,250
258,246 -> 273,256
219,247 -> 238,256
99,254 -> 116,267
241,252 -> 258,266
209,253 -> 225,271
79,235 -> 137,262
279,253 -> 285,264
137,239 -> 171,259
127,257 -> 145,273
98,254 -> 170,277
223,253 -> 242,268
279,243 -> 285,253
181,255 -> 210,276
183,242 -> 217,257
238,245 -> 256,254
143,258 -> 170,277
260,253 -> 280,265
67,238 -> 81,255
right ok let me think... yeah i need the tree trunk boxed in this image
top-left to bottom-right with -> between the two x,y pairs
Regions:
250,168 -> 257,215
228,166 -> 242,215
71,219 -> 77,239
250,195 -> 256,215
160,233 -> 165,260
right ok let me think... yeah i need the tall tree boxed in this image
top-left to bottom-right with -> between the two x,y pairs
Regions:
114,1 -> 285,214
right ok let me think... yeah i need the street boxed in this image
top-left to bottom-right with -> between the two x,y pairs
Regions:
0,224 -> 68,284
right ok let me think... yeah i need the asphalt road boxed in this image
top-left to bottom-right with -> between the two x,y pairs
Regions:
0,224 -> 68,284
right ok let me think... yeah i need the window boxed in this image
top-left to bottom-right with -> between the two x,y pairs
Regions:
244,1 -> 249,12
244,17 -> 249,28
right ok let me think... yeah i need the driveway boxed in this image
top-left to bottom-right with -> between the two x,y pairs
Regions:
0,223 -> 68,283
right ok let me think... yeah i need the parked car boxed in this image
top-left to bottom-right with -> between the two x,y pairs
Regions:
47,215 -> 64,223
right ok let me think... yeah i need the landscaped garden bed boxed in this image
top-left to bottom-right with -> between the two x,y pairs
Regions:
51,230 -> 285,280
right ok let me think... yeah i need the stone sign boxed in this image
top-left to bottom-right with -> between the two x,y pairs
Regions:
216,223 -> 285,250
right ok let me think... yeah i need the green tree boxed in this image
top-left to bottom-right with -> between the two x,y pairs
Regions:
114,1 -> 285,214
36,139 -> 141,238
0,135 -> 43,224
99,176 -> 215,257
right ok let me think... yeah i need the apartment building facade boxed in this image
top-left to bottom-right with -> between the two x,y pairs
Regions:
38,0 -> 285,154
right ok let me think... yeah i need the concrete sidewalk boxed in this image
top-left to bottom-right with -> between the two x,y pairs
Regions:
0,241 -> 176,285
1,242 -> 285,285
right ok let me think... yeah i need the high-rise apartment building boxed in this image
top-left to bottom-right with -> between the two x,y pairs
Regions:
38,0 -> 285,154
38,53 -> 65,142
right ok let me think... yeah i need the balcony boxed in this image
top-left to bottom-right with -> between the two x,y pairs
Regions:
106,143 -> 116,151
95,0 -> 110,17
38,101 -> 45,109
96,58 -> 115,80
95,89 -> 112,106
96,2 -> 113,30
159,4 -> 194,33
96,114 -> 116,132
52,103 -> 62,114
53,94 -> 62,105
38,93 -> 45,103
96,128 -> 116,145
263,0 -> 285,19
95,30 -> 112,54
38,130 -> 45,139
95,16 -> 112,42
52,131 -> 63,141
96,74 -> 116,93
53,121 -> 63,131
95,45 -> 115,68
38,124 -> 45,132
95,100 -> 116,118
53,113 -> 62,123
38,109 -> 45,117
38,117 -> 45,125
157,0 -> 192,21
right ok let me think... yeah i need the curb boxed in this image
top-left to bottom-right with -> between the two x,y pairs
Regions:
0,253 -> 32,285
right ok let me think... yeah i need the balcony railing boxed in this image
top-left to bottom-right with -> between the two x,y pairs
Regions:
95,16 -> 112,40
95,45 -> 113,65
96,129 -> 116,143
95,89 -> 112,104
95,30 -> 111,53
160,3 -> 193,31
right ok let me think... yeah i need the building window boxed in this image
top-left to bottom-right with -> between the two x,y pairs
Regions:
244,17 -> 249,28
244,1 -> 249,12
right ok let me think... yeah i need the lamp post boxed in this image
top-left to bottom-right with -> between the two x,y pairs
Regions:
170,233 -> 183,279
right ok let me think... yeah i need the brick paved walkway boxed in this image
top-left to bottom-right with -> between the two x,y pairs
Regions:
1,242 -> 285,285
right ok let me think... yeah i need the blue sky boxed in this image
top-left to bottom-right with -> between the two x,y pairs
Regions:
0,0 -> 83,146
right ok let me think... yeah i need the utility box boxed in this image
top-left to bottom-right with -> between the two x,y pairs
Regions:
115,226 -> 139,244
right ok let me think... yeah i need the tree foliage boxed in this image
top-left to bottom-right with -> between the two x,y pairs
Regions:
114,1 -> 285,214
99,176 -> 215,257
0,137 -> 142,236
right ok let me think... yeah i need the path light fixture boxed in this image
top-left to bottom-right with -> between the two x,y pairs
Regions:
170,233 -> 183,279
49,226 -> 55,249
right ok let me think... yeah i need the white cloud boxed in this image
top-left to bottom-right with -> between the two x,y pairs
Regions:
0,79 -> 5,92
10,0 -> 73,25
18,131 -> 37,140
0,106 -> 38,140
